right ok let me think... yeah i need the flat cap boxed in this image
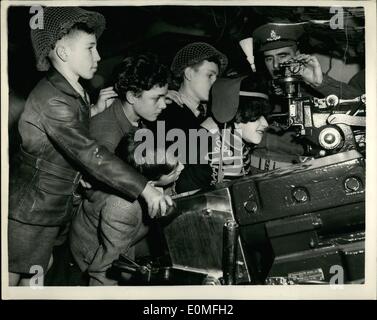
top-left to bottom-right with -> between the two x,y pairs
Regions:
31,6 -> 106,71
171,42 -> 228,77
252,23 -> 304,52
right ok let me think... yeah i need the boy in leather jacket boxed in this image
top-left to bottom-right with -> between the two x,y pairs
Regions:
8,6 -> 172,286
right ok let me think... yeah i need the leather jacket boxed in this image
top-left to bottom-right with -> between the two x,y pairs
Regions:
9,68 -> 147,226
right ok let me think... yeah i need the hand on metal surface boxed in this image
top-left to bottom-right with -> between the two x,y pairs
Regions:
141,183 -> 174,218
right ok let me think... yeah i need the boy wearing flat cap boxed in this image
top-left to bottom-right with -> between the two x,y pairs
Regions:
159,42 -> 228,133
175,76 -> 273,193
151,42 -> 228,190
8,6 -> 172,286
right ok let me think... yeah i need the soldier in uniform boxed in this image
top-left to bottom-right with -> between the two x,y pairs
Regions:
247,23 -> 365,169
252,23 -> 364,99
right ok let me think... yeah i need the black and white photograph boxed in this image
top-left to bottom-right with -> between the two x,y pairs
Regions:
2,0 -> 376,300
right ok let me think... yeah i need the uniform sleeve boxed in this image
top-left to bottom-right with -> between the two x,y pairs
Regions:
315,73 -> 364,99
40,97 -> 147,200
348,69 -> 365,93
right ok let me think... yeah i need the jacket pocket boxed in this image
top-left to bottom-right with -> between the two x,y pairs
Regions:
16,174 -> 75,226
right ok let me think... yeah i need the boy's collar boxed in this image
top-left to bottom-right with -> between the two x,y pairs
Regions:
46,67 -> 82,99
120,99 -> 140,126
178,90 -> 202,114
112,98 -> 138,131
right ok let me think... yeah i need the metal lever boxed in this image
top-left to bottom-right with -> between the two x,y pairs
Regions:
327,114 -> 366,127
112,260 -> 139,274
326,94 -> 366,107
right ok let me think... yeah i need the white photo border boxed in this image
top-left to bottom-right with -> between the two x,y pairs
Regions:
1,0 -> 376,300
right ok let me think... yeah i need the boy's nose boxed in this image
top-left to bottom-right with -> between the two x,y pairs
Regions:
94,48 -> 101,62
159,99 -> 167,110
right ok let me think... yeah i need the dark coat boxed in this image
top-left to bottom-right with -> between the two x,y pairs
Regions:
9,68 -> 146,226
89,98 -> 134,153
157,100 -> 203,133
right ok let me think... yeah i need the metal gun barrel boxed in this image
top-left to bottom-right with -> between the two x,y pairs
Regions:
222,220 -> 239,285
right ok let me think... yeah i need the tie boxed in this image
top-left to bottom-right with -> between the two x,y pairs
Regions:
197,103 -> 207,122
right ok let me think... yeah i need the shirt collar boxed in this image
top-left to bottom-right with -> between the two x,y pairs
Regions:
178,90 -> 202,116
112,98 -> 135,135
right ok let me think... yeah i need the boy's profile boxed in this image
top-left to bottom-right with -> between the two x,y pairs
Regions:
8,6 -> 171,286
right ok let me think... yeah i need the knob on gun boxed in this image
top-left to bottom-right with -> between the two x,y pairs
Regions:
325,95 -> 339,107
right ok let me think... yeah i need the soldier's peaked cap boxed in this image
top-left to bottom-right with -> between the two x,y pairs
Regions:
252,23 -> 305,52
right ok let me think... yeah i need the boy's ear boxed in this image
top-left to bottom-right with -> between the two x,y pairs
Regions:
126,91 -> 137,104
183,67 -> 193,81
55,45 -> 68,62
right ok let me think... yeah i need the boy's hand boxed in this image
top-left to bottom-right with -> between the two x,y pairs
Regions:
91,87 -> 118,117
295,54 -> 323,88
166,90 -> 183,107
141,183 -> 173,218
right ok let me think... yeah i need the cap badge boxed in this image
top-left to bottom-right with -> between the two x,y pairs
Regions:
267,30 -> 281,42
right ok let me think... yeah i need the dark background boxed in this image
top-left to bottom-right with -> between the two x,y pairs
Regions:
8,5 -> 365,98
7,5 -> 365,158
